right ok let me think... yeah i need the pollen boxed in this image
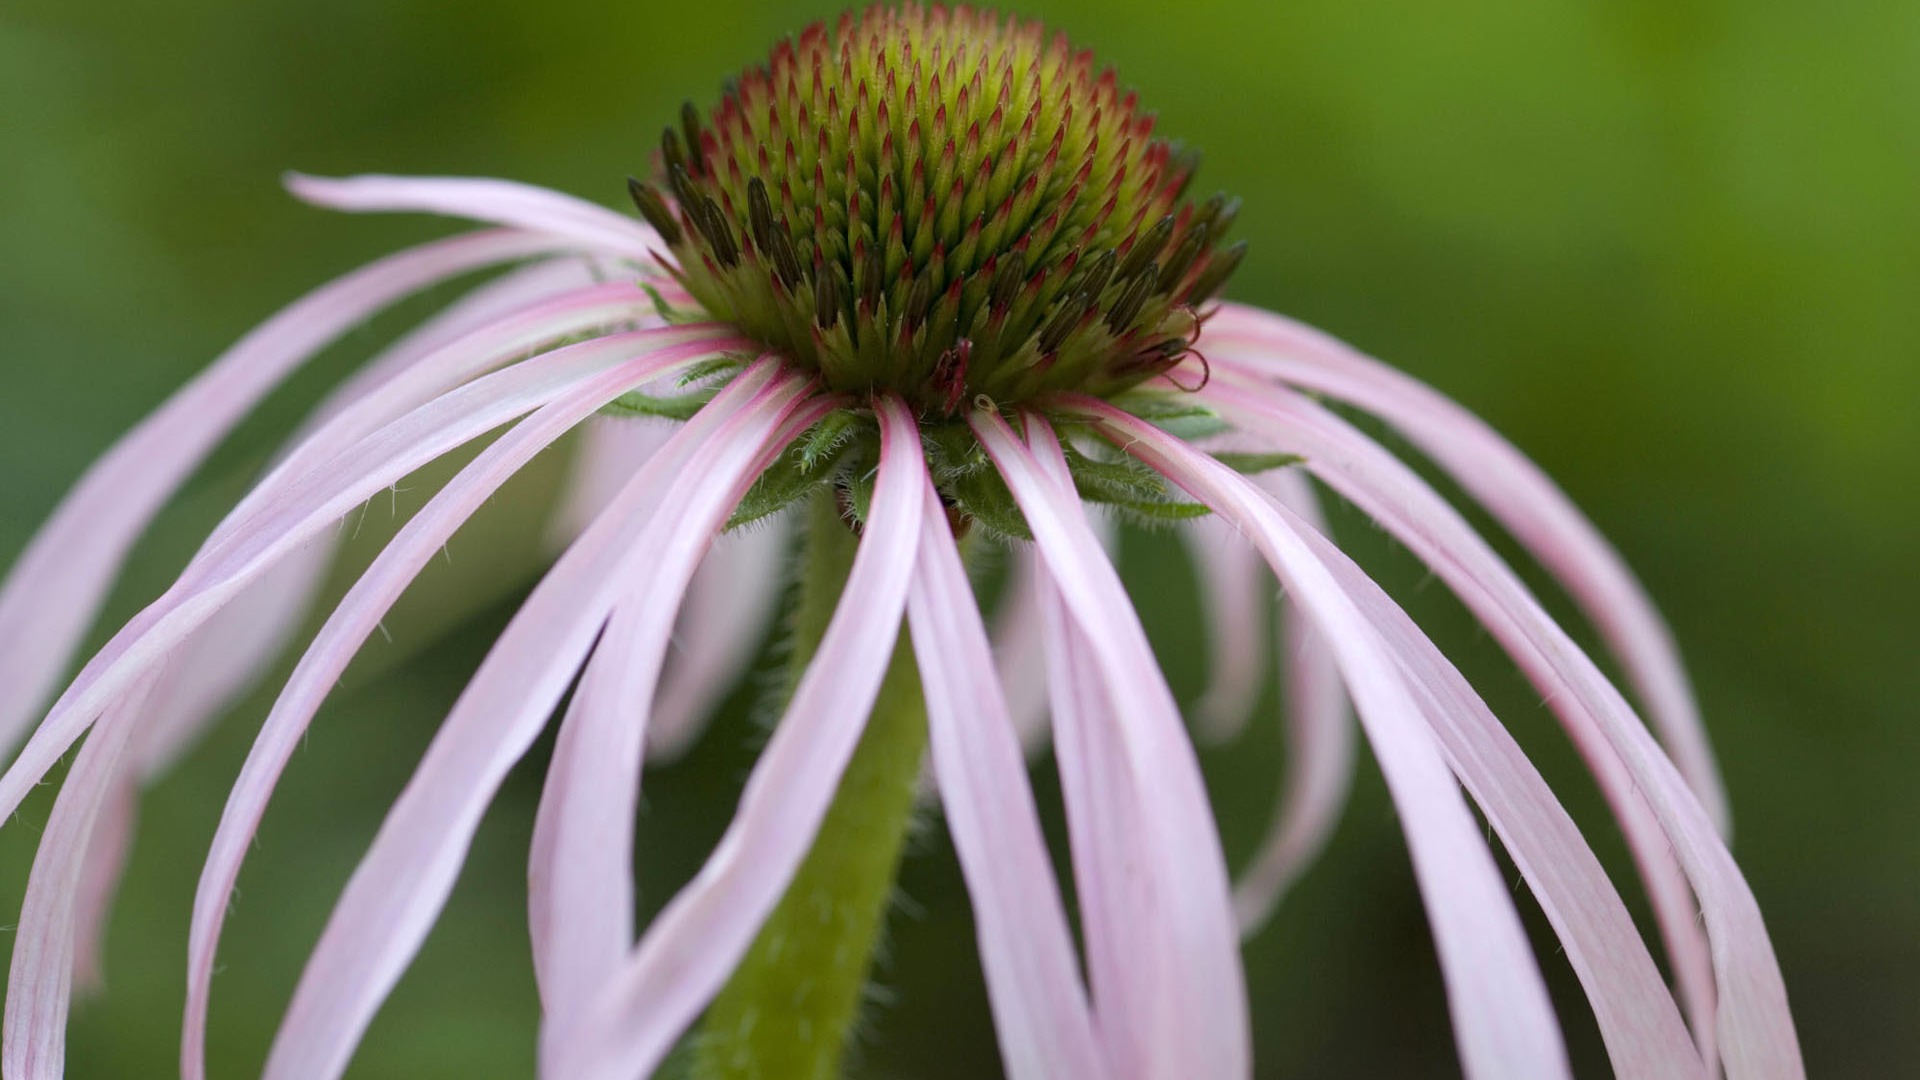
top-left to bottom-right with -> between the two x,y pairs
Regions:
629,3 -> 1246,414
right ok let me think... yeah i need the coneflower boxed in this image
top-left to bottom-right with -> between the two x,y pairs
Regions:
0,6 -> 1803,1079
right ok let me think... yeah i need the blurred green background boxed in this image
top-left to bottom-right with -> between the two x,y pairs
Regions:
2,0 -> 1915,1076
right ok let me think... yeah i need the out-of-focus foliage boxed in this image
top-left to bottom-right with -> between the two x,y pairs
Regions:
1,0 -> 1914,1076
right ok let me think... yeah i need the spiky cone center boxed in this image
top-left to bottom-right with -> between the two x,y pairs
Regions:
631,3 -> 1247,416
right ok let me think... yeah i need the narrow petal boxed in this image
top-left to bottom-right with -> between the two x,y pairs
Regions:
1183,514 -> 1271,743
287,174 -> 662,262
255,367 -> 816,1080
0,229 -> 565,763
546,417 -> 678,550
988,548 -> 1055,757
1306,515 -> 1706,1079
647,518 -> 792,762
1091,395 -> 1805,1078
548,395 -> 927,1080
185,358 -> 786,1080
546,416 -> 794,762
989,513 -> 1117,761
0,326 -> 747,856
973,412 -> 1251,1080
60,262 -> 652,991
1232,468 -> 1356,932
1204,304 -> 1729,832
906,482 -> 1109,1080
1060,401 -> 1572,1080
1201,380 -> 1729,1070
2,674 -> 155,1079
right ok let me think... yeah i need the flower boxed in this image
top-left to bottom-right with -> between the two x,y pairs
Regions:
0,5 -> 1803,1080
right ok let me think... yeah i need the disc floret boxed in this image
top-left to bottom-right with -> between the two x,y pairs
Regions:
630,4 -> 1246,414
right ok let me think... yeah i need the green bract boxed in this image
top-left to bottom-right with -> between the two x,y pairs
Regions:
630,4 -> 1246,414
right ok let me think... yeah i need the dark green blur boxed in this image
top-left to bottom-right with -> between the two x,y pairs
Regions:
0,1 -> 1913,1077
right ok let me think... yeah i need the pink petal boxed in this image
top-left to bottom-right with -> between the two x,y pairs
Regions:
1072,403 -> 1573,1079
1309,517 -> 1706,1080
1,674 -> 155,1079
286,174 -> 662,263
1204,304 -> 1729,832
526,398 -> 808,1026
255,365 -> 815,1080
547,417 -> 678,549
548,395 -> 927,1080
188,356 -> 780,1077
1232,468 -> 1356,932
548,416 -> 794,762
1183,515 -> 1271,743
646,518 -> 792,762
0,230 -> 565,766
988,549 -> 1055,757
988,513 -> 1116,761
973,412 -> 1251,1080
60,261 -> 654,993
1202,379 -> 1727,1070
906,482 -> 1109,1080
0,326 -> 747,852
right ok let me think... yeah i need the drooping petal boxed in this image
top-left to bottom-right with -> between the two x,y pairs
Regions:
287,174 -> 662,262
548,394 -> 927,1080
546,416 -> 795,762
60,260 -> 651,993
1059,400 -> 1572,1080
0,229 -> 565,763
1,674 -> 156,1080
1203,304 -> 1729,832
988,513 -> 1117,761
1183,515 -> 1271,743
1200,380 -> 1727,1070
1232,467 -> 1356,933
255,367 -> 815,1080
0,326 -> 748,838
906,482 -> 1109,1080
1302,510 -> 1706,1080
183,356 -> 779,1080
526,400 -> 810,1026
973,411 -> 1251,1080
988,548 -> 1055,757
546,417 -> 678,549
646,518 -> 792,762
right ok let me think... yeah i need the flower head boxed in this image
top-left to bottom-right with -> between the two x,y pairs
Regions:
0,6 -> 1803,1080
628,4 -> 1239,412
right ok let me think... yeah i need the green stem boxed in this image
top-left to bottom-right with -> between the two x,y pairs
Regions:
690,488 -> 928,1080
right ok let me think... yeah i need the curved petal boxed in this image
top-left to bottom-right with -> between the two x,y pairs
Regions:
287,174 -> 662,263
0,229 -> 564,763
183,356 -> 778,1080
1202,379 -> 1731,1070
1062,401 -> 1572,1080
1203,304 -> 1729,833
1,674 -> 155,1080
0,326 -> 747,836
973,411 -> 1251,1080
1309,516 -> 1706,1080
61,260 -> 653,991
547,416 -> 794,762
647,517 -> 792,763
907,483 -> 1108,1080
1232,468 -> 1356,932
546,395 -> 926,1080
525,392 -> 811,1025
1183,515 -> 1271,744
256,367 -> 814,1080
988,548 -> 1054,758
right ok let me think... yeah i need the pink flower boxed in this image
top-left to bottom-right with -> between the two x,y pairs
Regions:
0,8 -> 1801,1080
